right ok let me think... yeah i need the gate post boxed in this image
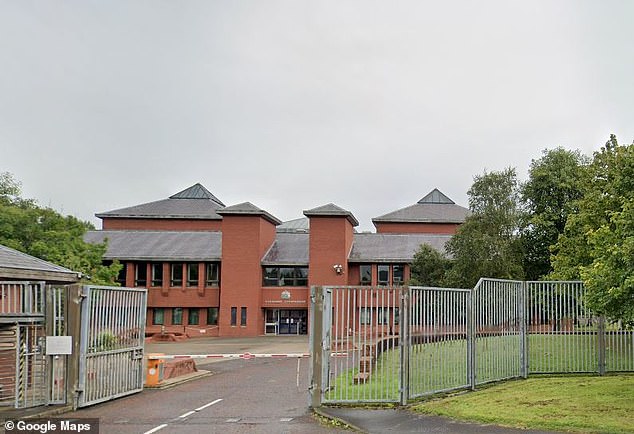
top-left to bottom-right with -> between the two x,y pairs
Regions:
399,287 -> 410,405
520,281 -> 528,379
309,286 -> 324,408
467,288 -> 476,390
597,316 -> 606,376
65,284 -> 83,410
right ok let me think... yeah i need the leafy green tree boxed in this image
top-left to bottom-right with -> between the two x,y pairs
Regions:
0,172 -> 120,285
444,167 -> 524,288
521,148 -> 587,280
409,244 -> 451,287
551,136 -> 634,323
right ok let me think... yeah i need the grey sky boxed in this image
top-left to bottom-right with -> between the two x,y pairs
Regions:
1,1 -> 633,232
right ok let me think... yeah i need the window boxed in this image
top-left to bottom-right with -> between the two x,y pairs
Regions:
262,267 -> 309,286
187,263 -> 199,287
359,264 -> 372,286
359,307 -> 372,325
240,307 -> 247,326
151,263 -> 163,287
116,263 -> 127,286
378,265 -> 390,285
205,263 -> 220,286
152,308 -> 164,325
377,307 -> 390,325
135,263 -> 147,287
170,263 -> 183,286
393,265 -> 404,286
188,308 -> 200,325
207,307 -> 218,325
394,308 -> 400,325
230,307 -> 237,326
172,308 -> 183,325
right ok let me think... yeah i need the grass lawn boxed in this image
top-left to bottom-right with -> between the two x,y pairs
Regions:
412,375 -> 634,433
326,334 -> 632,402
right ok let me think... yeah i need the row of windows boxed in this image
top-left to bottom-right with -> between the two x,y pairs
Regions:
263,267 -> 308,287
359,307 -> 400,325
152,307 -> 218,326
122,262 -> 220,287
124,263 -> 405,288
360,264 -> 404,286
230,306 -> 248,326
152,307 -> 249,327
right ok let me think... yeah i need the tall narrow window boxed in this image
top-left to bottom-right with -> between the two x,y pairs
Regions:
188,308 -> 200,325
393,265 -> 404,286
378,265 -> 390,285
359,264 -> 372,286
205,263 -> 220,286
240,307 -> 247,326
359,307 -> 372,325
151,263 -> 163,287
152,308 -> 164,325
116,263 -> 127,286
135,263 -> 147,287
230,307 -> 237,326
187,263 -> 199,287
172,308 -> 183,325
207,307 -> 218,325
170,263 -> 183,286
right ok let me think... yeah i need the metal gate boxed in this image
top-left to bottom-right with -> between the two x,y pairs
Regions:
0,281 -> 49,409
310,279 -> 634,406
77,285 -> 147,408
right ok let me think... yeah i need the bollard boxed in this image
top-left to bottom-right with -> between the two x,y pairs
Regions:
146,353 -> 165,387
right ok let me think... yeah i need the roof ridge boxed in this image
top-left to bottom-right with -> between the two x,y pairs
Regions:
169,183 -> 225,206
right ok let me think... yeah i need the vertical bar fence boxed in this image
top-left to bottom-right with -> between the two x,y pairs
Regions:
314,279 -> 634,406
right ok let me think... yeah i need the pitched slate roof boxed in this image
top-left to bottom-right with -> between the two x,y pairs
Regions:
84,231 -> 222,261
0,244 -> 80,282
261,233 -> 309,265
303,203 -> 359,226
276,217 -> 309,233
95,183 -> 225,220
217,202 -> 282,225
348,233 -> 451,263
372,188 -> 470,224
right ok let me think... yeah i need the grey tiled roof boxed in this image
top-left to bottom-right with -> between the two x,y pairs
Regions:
170,183 -> 225,206
84,231 -> 222,261
372,189 -> 470,224
277,217 -> 309,233
95,184 -> 225,220
217,202 -> 282,225
303,203 -> 359,226
261,233 -> 309,265
418,188 -> 455,204
0,244 -> 80,281
349,233 -> 451,263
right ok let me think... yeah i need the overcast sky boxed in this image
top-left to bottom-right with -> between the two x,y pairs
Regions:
1,1 -> 633,232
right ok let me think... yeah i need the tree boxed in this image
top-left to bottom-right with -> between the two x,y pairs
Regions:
409,244 -> 451,287
551,136 -> 634,324
520,148 -> 587,280
444,167 -> 524,288
0,172 -> 121,285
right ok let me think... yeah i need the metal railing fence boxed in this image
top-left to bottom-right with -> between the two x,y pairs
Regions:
0,281 -> 45,316
311,279 -> 634,406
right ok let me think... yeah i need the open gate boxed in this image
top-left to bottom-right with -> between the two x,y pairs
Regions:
76,285 -> 146,408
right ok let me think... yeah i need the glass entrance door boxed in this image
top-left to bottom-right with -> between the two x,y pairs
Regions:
278,309 -> 307,335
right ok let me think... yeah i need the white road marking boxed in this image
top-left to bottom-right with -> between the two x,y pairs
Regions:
195,398 -> 223,411
178,410 -> 196,418
143,423 -> 168,434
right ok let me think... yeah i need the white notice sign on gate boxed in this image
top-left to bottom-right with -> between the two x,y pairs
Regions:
46,336 -> 72,355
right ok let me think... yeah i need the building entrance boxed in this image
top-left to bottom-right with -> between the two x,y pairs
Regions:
264,309 -> 307,335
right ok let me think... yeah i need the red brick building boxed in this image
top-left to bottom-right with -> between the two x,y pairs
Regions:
85,184 -> 469,337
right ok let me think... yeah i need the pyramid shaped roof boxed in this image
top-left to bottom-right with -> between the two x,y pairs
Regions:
96,183 -> 225,220
373,189 -> 470,224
